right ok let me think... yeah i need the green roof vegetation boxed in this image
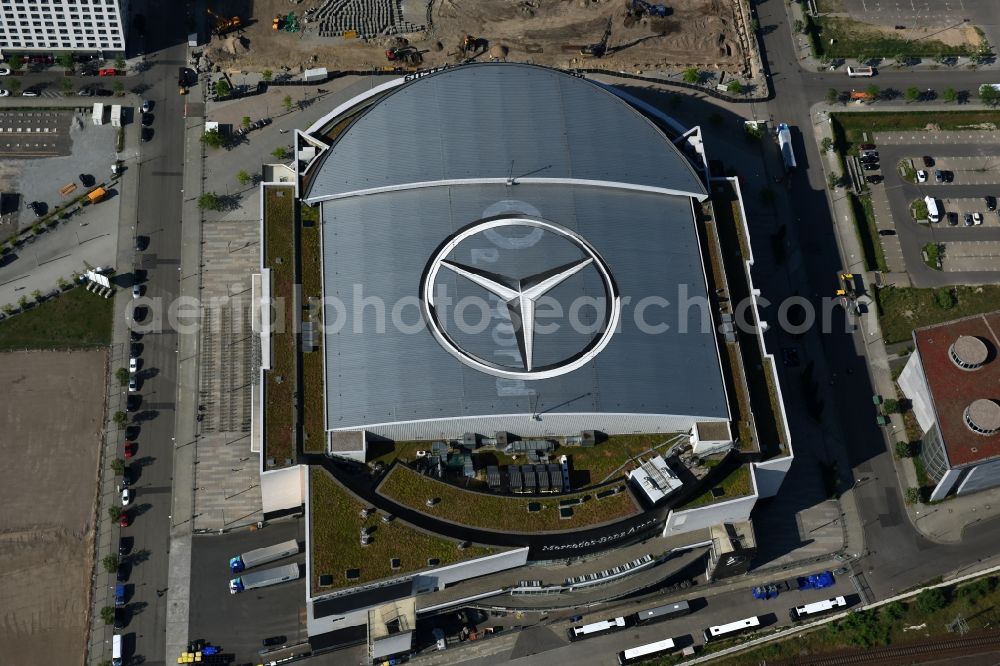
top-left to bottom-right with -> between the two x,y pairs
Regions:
0,285 -> 112,350
369,433 -> 684,489
300,206 -> 325,454
674,462 -> 753,511
264,185 -> 296,466
377,464 -> 640,532
310,468 -> 497,590
875,285 -> 1000,344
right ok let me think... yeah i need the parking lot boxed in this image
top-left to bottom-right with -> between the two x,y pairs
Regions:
861,133 -> 1000,284
0,109 -> 72,157
189,519 -> 307,664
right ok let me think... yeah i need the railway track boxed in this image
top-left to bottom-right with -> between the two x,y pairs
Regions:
773,630 -> 1000,665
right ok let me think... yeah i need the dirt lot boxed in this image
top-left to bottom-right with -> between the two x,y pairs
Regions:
0,351 -> 106,666
202,0 -> 750,75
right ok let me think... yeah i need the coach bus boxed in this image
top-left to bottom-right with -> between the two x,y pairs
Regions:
634,600 -> 692,625
703,615 -> 761,642
846,65 -> 875,77
617,637 -> 676,665
790,596 -> 848,621
567,616 -> 627,641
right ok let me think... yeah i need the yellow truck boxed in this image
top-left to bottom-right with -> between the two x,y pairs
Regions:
88,187 -> 107,204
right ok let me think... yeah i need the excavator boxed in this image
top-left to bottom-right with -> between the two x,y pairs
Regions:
625,0 -> 670,18
580,18 -> 613,57
207,8 -> 242,36
385,46 -> 422,66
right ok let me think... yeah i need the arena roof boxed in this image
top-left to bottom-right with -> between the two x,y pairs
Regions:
305,64 -> 727,436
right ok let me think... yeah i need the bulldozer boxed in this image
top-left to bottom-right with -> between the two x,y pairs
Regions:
207,8 -> 242,36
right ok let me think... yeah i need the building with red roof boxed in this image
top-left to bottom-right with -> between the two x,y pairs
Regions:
898,311 -> 1000,501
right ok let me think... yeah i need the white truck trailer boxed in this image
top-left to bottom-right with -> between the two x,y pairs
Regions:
777,123 -> 796,171
229,563 -> 300,594
228,539 -> 299,573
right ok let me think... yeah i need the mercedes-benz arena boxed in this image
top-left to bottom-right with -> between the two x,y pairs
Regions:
299,63 -> 729,442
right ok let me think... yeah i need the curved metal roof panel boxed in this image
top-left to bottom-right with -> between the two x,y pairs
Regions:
305,63 -> 706,200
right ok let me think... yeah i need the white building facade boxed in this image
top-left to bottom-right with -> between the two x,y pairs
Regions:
0,0 -> 127,54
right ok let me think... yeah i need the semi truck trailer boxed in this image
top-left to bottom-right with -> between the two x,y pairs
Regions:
229,539 -> 299,573
229,563 -> 300,594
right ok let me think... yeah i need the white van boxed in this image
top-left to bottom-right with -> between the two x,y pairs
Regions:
112,634 -> 122,666
925,196 -> 940,223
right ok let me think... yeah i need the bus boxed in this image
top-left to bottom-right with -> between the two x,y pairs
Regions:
618,637 -> 676,665
567,616 -> 627,641
790,596 -> 847,621
634,600 -> 692,625
846,65 -> 875,77
703,615 -> 761,642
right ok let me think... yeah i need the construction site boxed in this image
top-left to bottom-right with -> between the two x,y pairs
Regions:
199,0 -> 755,78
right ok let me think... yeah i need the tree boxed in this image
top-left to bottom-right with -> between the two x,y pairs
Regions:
241,116 -> 252,128
100,606 -> 116,625
110,458 -> 125,475
726,80 -> 743,95
17,295 -> 28,310
108,505 -> 122,522
905,86 -> 920,102
271,146 -> 291,160
682,67 -> 700,84
865,84 -> 880,100
59,77 -> 73,94
114,56 -> 126,71
894,441 -> 913,458
31,289 -> 42,302
943,87 -> 957,103
112,411 -> 127,428
904,487 -> 922,504
200,129 -> 225,149
916,587 -> 947,614
827,172 -> 843,190
793,19 -> 804,34
113,81 -> 124,96
856,54 -> 870,66
980,84 -> 1000,107
55,52 -> 75,71
102,554 -> 119,573
215,79 -> 231,98
882,398 -> 899,414
826,87 -> 839,105
894,53 -> 909,67
198,192 -> 222,211
8,54 -> 23,72
821,137 -> 833,153
1,304 -> 13,315
8,78 -> 21,96
237,169 -> 251,186
282,94 -> 294,111
116,367 -> 130,386
57,277 -> 69,290
262,69 -> 274,82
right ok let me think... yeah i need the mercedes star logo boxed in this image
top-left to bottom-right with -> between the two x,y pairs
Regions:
421,216 -> 621,380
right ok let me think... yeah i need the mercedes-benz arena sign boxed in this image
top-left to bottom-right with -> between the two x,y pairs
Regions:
421,217 -> 621,380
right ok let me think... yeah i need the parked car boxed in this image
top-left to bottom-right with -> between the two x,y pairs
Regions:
141,112 -> 153,127
862,162 -> 880,171
860,154 -> 879,163
116,564 -> 128,582
133,305 -> 147,322
943,170 -> 954,182
128,376 -> 137,392
126,395 -> 140,412
141,99 -> 152,113
0,89 -> 8,97
96,88 -> 113,97
866,175 -> 883,184
934,169 -> 944,183
860,143 -> 876,150
0,67 -> 10,76
140,127 -> 153,143
986,196 -> 997,211
964,213 -> 974,226
947,212 -> 958,226
973,212 -> 983,225
121,488 -> 133,506
129,357 -> 138,373
132,284 -> 142,299
135,235 -> 147,251
878,229 -> 897,236
262,636 -> 286,648
21,88 -> 39,97
118,537 -> 131,556
916,170 -> 928,183
923,156 -> 934,167
124,441 -> 136,459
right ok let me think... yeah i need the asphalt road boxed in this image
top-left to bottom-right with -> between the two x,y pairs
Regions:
188,520 -> 307,663
756,0 -> 1000,602
114,5 -> 189,665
